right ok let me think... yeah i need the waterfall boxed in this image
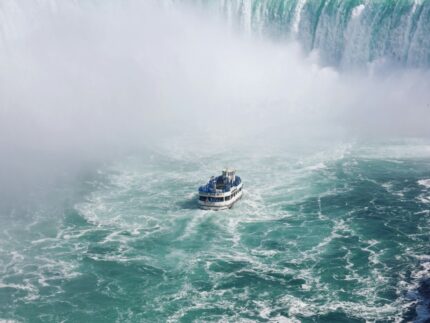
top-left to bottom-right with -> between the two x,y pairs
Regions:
207,0 -> 430,68
2,0 -> 429,68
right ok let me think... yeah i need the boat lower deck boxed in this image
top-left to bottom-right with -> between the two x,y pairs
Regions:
198,189 -> 243,210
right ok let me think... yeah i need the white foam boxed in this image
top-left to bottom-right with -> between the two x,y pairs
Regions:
0,282 -> 33,291
0,281 -> 39,301
280,294 -> 402,321
254,300 -> 271,319
418,179 -> 430,188
270,316 -> 300,323
305,162 -> 326,171
352,4 -> 365,19
417,195 -> 430,204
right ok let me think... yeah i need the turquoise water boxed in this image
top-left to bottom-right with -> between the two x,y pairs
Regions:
1,142 -> 430,322
1,0 -> 430,322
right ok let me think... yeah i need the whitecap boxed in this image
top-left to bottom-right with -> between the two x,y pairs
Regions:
418,179 -> 430,189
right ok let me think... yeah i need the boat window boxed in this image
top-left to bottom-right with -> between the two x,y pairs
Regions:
225,195 -> 231,201
208,197 -> 224,202
199,196 -> 207,201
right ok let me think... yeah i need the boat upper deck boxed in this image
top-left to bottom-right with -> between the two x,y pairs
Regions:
198,169 -> 241,196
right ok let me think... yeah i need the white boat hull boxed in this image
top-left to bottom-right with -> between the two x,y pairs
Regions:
198,186 -> 243,210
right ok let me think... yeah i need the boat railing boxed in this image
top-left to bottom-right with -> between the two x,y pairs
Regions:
199,183 -> 242,197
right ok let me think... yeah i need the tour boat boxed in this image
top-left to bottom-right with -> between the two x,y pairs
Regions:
198,169 -> 243,210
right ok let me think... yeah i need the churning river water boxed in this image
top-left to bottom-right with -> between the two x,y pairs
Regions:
1,140 -> 430,322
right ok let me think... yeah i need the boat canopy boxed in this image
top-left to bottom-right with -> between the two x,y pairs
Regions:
199,170 -> 241,194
